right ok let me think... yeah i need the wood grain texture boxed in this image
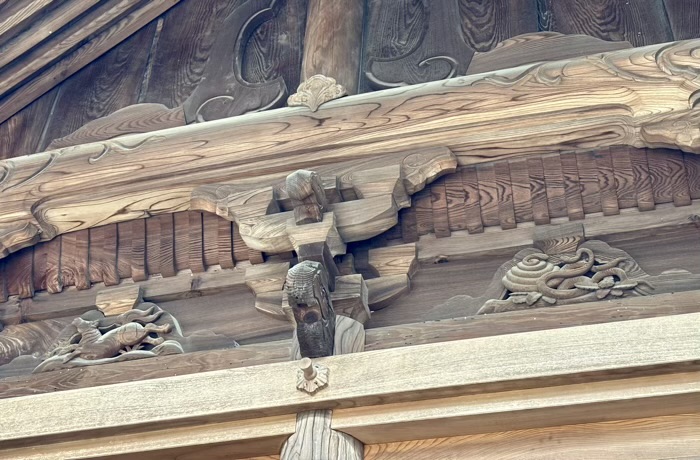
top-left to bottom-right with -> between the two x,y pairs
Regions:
685,151 -> 700,200
537,0 -> 673,46
0,89 -> 57,160
203,211 -> 219,267
430,178 -> 450,238
158,213 -> 177,277
189,212 -> 205,273
3,40 -> 700,257
414,188 -> 433,236
541,153 -> 567,219
281,410 -> 363,460
664,0 -> 700,40
444,171 -> 467,231
610,146 -> 637,209
647,148 -> 675,204
574,150 -> 603,214
476,163 -> 499,227
493,161 -> 516,230
461,166 -> 484,234
116,222 -> 132,279
363,413 -> 700,459
457,0 -> 538,53
527,157 -> 550,225
131,218 -> 147,282
630,148 -> 656,211
559,152 -> 585,220
5,247 -> 33,299
507,159 -> 532,224
665,148 -> 693,206
595,148 -> 620,216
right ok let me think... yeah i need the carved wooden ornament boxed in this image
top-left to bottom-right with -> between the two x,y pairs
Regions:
287,74 -> 347,111
296,357 -> 329,394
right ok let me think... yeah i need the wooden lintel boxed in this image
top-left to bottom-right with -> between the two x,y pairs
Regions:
2,40 -> 700,258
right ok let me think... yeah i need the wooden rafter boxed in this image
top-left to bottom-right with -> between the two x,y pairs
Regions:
1,39 -> 700,260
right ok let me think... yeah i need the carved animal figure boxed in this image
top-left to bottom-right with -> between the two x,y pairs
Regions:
286,260 -> 336,358
62,317 -> 171,363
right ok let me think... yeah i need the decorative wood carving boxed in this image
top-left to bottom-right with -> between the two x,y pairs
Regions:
296,358 -> 329,394
181,0 -> 287,122
33,303 -> 185,373
365,0 -> 474,89
2,40 -> 700,258
287,74 -> 347,112
286,169 -> 328,223
286,260 -> 336,358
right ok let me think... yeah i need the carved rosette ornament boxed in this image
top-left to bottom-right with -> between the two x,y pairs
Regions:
287,75 -> 347,112
296,357 -> 329,394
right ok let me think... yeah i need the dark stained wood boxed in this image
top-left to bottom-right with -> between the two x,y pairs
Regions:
102,224 -> 119,286
444,171 -> 467,232
131,219 -> 147,282
202,212 -> 219,267
0,89 -> 56,160
508,158 -> 533,224
684,152 -> 700,200
45,237 -> 62,294
363,0 -> 475,89
610,146 -> 637,209
663,0 -> 700,40
430,178 -> 451,238
218,219 -> 235,269
59,232 -> 77,287
665,149 -> 692,207
537,0 -> 673,46
159,214 -> 177,277
6,247 -> 33,299
400,207 -> 419,243
595,148 -> 620,216
461,166 -> 484,234
575,150 -> 603,214
414,188 -> 434,236
141,0 -> 239,107
559,152 -> 585,220
39,23 -> 157,150
73,230 -> 90,290
541,153 -> 567,219
173,212 -> 190,272
630,148 -> 656,211
476,163 -> 499,227
494,161 -> 516,230
116,223 -> 132,279
88,227 -> 104,284
31,242 -> 48,292
527,156 -> 550,225
646,148 -> 674,204
458,0 -> 537,52
189,212 -> 205,273
146,217 -> 161,276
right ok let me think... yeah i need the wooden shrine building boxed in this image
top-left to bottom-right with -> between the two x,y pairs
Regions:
0,1 -> 699,458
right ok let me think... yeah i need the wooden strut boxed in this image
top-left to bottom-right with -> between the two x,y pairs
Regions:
1,39 -> 700,259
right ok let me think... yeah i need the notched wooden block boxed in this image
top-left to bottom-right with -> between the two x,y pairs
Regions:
368,243 -> 418,279
402,147 -> 457,195
244,262 -> 290,295
366,274 -> 410,310
95,284 -> 143,316
191,185 -> 279,222
331,274 -> 370,324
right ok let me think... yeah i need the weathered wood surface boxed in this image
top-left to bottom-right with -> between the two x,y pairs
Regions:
2,39 -> 700,259
2,290 -> 699,399
0,313 -> 698,446
363,413 -> 700,460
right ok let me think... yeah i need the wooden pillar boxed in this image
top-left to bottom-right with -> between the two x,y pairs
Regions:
301,0 -> 364,94
281,409 -> 363,459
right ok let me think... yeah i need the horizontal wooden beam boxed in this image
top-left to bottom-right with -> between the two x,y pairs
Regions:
1,39 -> 700,258
0,312 -> 698,448
2,289 -> 699,399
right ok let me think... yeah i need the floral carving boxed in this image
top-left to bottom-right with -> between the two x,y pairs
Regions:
287,75 -> 347,112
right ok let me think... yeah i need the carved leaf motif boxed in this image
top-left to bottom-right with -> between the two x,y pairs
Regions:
287,75 -> 347,112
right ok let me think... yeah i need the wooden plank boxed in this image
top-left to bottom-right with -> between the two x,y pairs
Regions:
116,222 -> 131,279
158,214 -> 177,277
443,172 -> 467,231
666,149 -> 693,206
87,227 -> 104,283
647,148 -> 674,204
0,313 -> 698,444
218,218 -> 235,270
58,232 -> 76,287
595,148 -> 620,216
0,89 -> 56,160
507,158 -> 532,224
664,0 -> 700,40
574,150 -> 603,214
430,178 -> 450,238
202,212 -> 219,267
102,224 -> 119,286
363,413 -> 700,460
44,236 -> 62,294
527,157 -> 550,225
541,153 -> 567,219
232,223 -> 249,263
130,219 -> 147,282
610,146 -> 637,209
0,260 -> 6,303
631,148 -> 656,211
476,163 -> 499,227
538,0 -> 673,46
399,207 -> 418,243
145,216 -> 161,276
73,230 -> 90,290
559,152 -> 584,220
189,212 -> 205,273
493,161 -> 516,230
31,241 -> 48,291
173,211 -> 189,272
457,0 -> 537,52
5,247 -> 33,299
414,188 -> 433,236
460,166 -> 484,234
0,0 -> 181,125
685,151 -> 700,200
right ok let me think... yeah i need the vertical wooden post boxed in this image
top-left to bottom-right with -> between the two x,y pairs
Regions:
301,0 -> 364,94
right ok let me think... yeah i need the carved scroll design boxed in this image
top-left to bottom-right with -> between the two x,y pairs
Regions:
365,0 -> 474,89
288,75 -> 347,112
34,303 -> 185,373
182,0 -> 287,123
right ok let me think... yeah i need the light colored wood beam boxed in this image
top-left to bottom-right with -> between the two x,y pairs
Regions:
0,313 -> 698,447
2,39 -> 700,258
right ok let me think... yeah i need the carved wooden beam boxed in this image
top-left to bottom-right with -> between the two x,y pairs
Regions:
2,39 -> 700,258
